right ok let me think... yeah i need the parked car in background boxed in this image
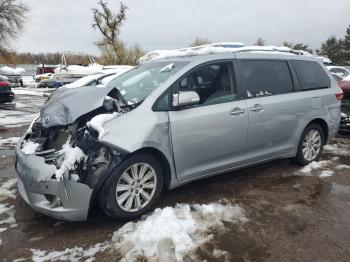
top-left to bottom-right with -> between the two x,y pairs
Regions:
338,75 -> 350,132
34,73 -> 54,82
0,75 -> 15,105
36,65 -> 57,75
15,45 -> 342,221
327,66 -> 350,78
331,72 -> 343,83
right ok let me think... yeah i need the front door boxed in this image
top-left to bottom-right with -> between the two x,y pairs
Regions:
168,61 -> 248,181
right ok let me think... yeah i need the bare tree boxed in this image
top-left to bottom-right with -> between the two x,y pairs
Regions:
91,1 -> 144,65
0,0 -> 28,56
92,0 -> 128,47
190,38 -> 212,47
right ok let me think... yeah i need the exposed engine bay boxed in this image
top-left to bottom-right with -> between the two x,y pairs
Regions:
20,88 -> 139,203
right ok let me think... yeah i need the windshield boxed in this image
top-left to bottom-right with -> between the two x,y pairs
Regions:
106,61 -> 187,103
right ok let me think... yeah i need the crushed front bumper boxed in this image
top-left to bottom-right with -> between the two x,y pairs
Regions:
15,138 -> 93,221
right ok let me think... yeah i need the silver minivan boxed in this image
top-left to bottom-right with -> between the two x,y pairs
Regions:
15,48 -> 342,221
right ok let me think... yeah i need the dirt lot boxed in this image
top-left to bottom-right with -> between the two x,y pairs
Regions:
1,89 -> 350,261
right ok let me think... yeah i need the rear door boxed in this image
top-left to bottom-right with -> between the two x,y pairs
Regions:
239,59 -> 306,162
168,60 -> 249,181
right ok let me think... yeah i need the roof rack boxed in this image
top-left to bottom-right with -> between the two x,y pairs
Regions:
139,42 -> 328,63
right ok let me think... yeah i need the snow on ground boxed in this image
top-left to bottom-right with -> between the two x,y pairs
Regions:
324,144 -> 350,157
0,110 -> 38,128
112,202 -> 247,261
0,179 -> 17,246
31,242 -> 109,262
0,137 -> 20,149
12,88 -> 51,97
298,158 -> 337,175
22,75 -> 36,87
24,201 -> 247,261
335,164 -> 350,170
295,141 -> 350,178
319,170 -> 335,178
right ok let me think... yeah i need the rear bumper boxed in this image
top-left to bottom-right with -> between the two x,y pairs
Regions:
15,138 -> 93,221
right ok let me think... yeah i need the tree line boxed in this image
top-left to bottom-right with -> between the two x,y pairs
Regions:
0,0 -> 349,66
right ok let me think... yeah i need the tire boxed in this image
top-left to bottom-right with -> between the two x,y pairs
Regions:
99,153 -> 163,220
293,123 -> 324,166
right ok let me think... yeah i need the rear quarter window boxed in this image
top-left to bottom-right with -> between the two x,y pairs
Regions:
292,60 -> 330,90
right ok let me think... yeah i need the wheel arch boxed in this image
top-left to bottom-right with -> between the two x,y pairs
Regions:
308,118 -> 329,144
131,147 -> 172,190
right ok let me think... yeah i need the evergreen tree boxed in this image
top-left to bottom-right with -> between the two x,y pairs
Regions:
344,25 -> 350,64
319,36 -> 345,64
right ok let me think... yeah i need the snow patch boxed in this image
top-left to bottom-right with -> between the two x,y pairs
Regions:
0,179 -> 17,202
112,202 -> 247,261
0,137 -> 20,149
0,110 -> 39,127
324,144 -> 350,157
319,170 -> 334,178
335,164 -> 350,170
21,141 -> 40,155
298,159 -> 335,174
0,179 -> 17,246
55,143 -> 86,180
12,88 -> 50,97
31,242 -> 108,262
87,112 -> 121,139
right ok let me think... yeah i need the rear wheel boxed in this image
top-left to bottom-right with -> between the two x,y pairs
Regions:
99,153 -> 163,220
294,124 -> 324,165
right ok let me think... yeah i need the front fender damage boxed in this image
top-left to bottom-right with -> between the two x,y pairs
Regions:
16,92 -> 131,220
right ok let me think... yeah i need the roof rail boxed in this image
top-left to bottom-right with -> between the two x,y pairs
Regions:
139,43 -> 331,64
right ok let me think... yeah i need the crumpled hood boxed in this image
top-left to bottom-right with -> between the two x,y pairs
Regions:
40,86 -> 112,127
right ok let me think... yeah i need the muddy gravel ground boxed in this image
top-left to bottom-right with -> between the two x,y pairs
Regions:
1,90 -> 350,261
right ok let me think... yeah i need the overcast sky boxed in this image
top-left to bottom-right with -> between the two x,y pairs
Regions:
15,0 -> 350,55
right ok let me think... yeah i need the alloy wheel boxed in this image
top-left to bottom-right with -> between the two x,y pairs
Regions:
302,129 -> 322,161
116,163 -> 157,212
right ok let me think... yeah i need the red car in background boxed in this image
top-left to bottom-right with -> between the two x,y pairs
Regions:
335,76 -> 350,132
36,64 -> 57,75
0,75 -> 14,105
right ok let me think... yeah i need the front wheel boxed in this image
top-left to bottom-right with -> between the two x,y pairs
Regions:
293,124 -> 324,165
99,153 -> 163,220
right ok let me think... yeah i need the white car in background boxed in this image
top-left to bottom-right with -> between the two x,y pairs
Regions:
327,66 -> 350,78
62,67 -> 134,90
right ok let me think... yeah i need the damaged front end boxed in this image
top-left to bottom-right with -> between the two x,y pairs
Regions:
15,90 -> 130,221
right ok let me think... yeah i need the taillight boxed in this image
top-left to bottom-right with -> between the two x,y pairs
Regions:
336,91 -> 344,100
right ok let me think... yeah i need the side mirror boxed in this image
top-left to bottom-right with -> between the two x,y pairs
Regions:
172,91 -> 200,108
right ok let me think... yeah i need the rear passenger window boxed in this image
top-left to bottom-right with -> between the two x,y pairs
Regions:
292,61 -> 330,90
240,60 -> 294,98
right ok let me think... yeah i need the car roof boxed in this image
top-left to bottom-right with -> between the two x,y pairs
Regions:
150,51 -> 321,65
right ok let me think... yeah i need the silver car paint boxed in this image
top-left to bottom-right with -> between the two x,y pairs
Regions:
41,84 -> 115,128
98,53 -> 340,187
16,52 -> 341,220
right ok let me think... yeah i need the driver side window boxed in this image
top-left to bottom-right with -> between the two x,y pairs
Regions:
179,62 -> 236,106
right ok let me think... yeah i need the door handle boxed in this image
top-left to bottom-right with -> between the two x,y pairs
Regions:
250,104 -> 264,112
230,107 -> 246,116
